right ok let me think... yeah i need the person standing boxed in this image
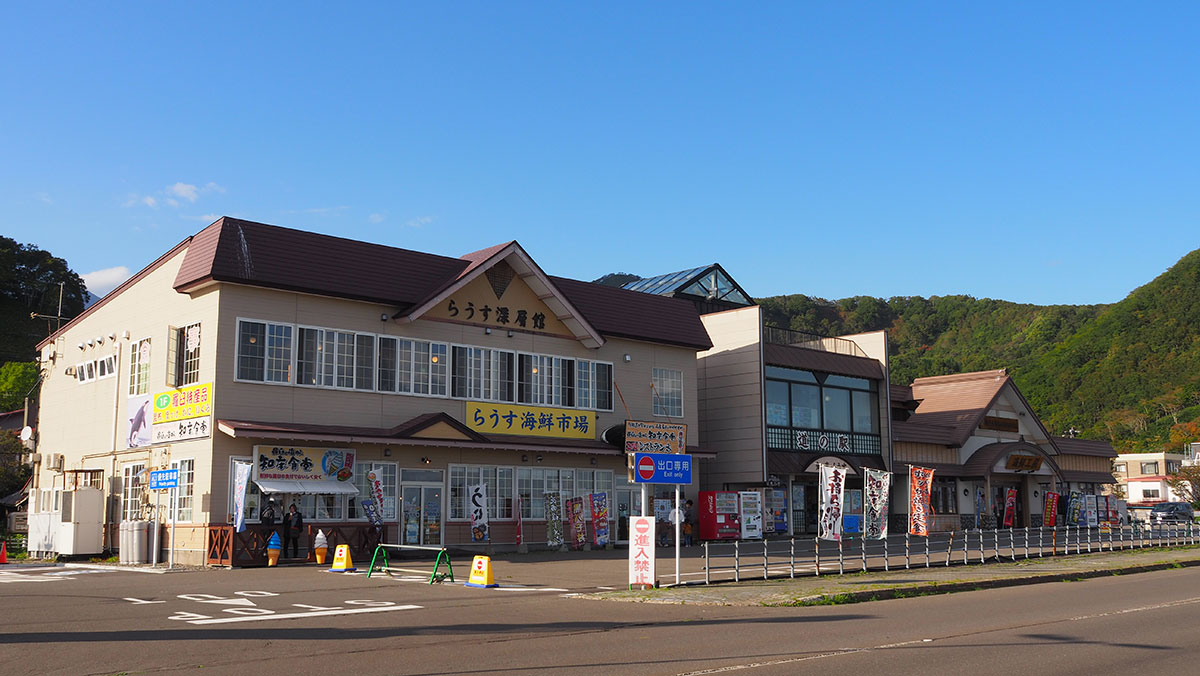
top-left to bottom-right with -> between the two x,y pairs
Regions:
260,498 -> 277,530
283,503 -> 304,559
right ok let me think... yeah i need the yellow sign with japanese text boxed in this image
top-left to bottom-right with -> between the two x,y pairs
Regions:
153,382 -> 213,424
624,420 -> 687,454
466,402 -> 595,439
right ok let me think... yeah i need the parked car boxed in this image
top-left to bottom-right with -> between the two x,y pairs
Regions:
1150,502 -> 1194,523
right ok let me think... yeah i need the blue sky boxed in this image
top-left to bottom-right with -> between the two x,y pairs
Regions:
2,3 -> 1198,304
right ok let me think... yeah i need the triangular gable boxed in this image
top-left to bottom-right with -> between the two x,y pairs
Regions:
390,412 -> 489,442
410,421 -> 475,441
676,265 -> 753,305
399,241 -> 605,348
909,369 -> 1055,449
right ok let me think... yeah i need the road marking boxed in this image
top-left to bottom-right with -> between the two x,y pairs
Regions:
178,593 -> 256,606
0,572 -> 61,584
675,595 -> 1200,674
124,597 -> 166,604
185,604 -> 421,624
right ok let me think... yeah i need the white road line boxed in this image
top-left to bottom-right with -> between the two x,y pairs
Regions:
490,586 -> 569,592
675,595 -> 1200,675
187,605 -> 422,624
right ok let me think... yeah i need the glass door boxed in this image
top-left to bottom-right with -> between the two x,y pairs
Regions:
615,488 -> 642,543
401,485 -> 443,546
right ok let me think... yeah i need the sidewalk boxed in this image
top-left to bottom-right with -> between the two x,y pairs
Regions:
585,544 -> 1200,606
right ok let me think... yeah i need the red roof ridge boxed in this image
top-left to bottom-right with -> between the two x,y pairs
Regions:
911,369 -> 1008,386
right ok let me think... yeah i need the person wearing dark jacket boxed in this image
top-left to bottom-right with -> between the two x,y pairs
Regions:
282,503 -> 304,558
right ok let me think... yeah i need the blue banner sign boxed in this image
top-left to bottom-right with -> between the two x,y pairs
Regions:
632,452 -> 693,484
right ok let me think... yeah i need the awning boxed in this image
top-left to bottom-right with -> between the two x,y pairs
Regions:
254,480 -> 359,495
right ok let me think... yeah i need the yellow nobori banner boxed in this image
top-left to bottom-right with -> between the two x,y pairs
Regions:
466,402 -> 595,439
152,382 -> 213,424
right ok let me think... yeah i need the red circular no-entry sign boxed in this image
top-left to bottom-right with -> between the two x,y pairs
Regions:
637,456 -> 655,481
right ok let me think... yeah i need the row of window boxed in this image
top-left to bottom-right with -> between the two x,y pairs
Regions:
765,366 -> 879,435
75,353 -> 118,384
235,319 -> 639,412
1115,461 -> 1181,475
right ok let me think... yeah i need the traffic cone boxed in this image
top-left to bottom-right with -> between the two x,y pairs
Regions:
0,540 -> 7,564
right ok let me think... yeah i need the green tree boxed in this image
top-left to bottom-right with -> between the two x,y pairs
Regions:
0,236 -> 89,363
0,361 -> 39,412
1165,465 -> 1200,507
0,432 -> 31,501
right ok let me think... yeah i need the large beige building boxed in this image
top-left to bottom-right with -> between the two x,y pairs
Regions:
27,218 -> 712,565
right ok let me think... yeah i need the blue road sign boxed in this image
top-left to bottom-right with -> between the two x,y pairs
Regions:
149,469 -> 179,490
632,452 -> 693,484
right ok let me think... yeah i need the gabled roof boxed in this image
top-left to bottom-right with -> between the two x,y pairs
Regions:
398,240 -> 607,349
764,343 -> 884,380
623,263 -> 754,307
163,217 -> 709,351
899,369 -> 1055,449
1052,436 -> 1118,458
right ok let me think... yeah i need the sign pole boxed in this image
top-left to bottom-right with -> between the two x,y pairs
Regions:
169,485 -> 177,569
674,484 -> 681,586
153,487 -> 161,566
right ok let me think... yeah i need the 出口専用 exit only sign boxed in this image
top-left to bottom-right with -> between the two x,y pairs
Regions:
631,452 -> 693,484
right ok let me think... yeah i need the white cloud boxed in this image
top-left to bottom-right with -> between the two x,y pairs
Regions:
142,196 -> 158,207
405,216 -> 433,228
368,213 -> 385,224
82,266 -> 132,297
204,182 -> 226,194
166,198 -> 180,208
35,192 -> 52,205
285,206 -> 351,216
167,182 -> 200,202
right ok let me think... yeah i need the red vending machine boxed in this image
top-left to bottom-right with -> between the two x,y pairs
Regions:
699,490 -> 742,541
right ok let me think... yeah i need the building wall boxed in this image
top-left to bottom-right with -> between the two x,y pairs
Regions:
893,442 -> 957,465
216,283 -> 699,440
696,306 -> 763,489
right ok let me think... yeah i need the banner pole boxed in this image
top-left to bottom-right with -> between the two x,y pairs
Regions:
169,485 -> 176,569
153,488 -> 161,567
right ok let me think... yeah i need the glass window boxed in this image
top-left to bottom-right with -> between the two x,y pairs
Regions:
1113,463 -> 1126,472
335,331 -> 355,388
496,468 -> 514,519
377,336 -> 397,392
296,327 -> 321,386
266,324 -> 292,383
413,341 -> 431,394
576,360 -> 593,409
765,380 -> 789,426
595,363 -> 613,411
354,334 -> 374,390
1141,462 -> 1159,475
852,390 -> 877,433
764,366 -> 818,383
429,343 -> 447,395
791,383 -> 821,428
397,339 -> 413,393
238,321 -> 266,381
128,338 -> 151,395
822,388 -> 851,432
825,375 -> 871,390
171,458 -> 195,522
179,323 -> 202,385
652,368 -> 683,417
122,463 -> 145,521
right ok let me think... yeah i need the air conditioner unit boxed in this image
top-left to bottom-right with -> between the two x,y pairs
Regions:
49,454 -> 64,472
30,453 -> 43,465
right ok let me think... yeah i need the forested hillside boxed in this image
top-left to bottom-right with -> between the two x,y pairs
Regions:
601,248 -> 1200,452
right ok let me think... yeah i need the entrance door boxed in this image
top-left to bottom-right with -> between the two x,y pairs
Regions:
615,488 -> 643,543
401,485 -> 443,546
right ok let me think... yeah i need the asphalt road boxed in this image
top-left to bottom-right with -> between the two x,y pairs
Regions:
2,561 -> 1197,675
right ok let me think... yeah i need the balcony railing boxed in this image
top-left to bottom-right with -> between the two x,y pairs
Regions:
767,426 -> 882,455
763,326 -> 868,358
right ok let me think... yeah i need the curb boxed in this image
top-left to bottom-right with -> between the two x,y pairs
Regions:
63,562 -> 173,574
780,558 -> 1200,606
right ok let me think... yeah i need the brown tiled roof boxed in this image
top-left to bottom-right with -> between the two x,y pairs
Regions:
549,276 -> 712,350
904,370 -> 1008,446
171,217 -> 711,350
176,217 -> 469,306
763,343 -> 884,380
889,384 -> 916,405
892,420 -> 960,445
1051,436 -> 1118,458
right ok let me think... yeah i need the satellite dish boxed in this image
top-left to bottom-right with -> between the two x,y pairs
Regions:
20,426 -> 33,442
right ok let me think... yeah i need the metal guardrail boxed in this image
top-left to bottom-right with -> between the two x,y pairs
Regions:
763,326 -> 869,358
701,523 -> 1198,584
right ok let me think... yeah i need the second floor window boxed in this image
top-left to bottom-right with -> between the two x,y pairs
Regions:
170,323 -> 202,386
652,368 -> 683,417
1141,461 -> 1159,475
129,338 -> 151,395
